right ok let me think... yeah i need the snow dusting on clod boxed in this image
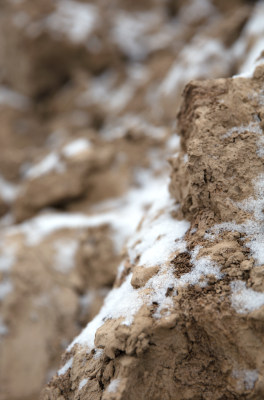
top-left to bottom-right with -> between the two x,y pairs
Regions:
1,0 -> 264,399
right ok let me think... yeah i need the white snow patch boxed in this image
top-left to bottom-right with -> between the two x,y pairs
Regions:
78,67 -> 148,114
0,246 -> 16,272
231,281 -> 264,314
177,245 -> 222,288
127,187 -> 189,268
53,239 -> 78,274
222,121 -> 262,139
244,1 -> 264,37
6,213 -> 115,246
79,378 -> 89,390
235,55 -> 264,79
0,86 -> 29,109
0,317 -> 8,337
58,357 -> 73,376
25,152 -> 65,180
233,369 -> 258,390
116,263 -> 125,280
234,2 -> 264,78
143,243 -> 221,319
166,135 -> 180,150
100,115 -> 167,141
6,170 -> 169,249
46,0 -> 98,43
0,177 -> 19,203
222,120 -> 264,157
93,348 -> 104,360
112,10 -> 179,60
243,370 -> 258,390
112,11 -> 161,60
62,138 -> 91,158
107,379 -> 121,393
179,0 -> 216,24
206,174 -> 264,267
161,38 -> 228,96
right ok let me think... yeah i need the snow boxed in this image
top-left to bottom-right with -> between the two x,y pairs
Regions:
206,174 -> 264,267
58,357 -> 73,376
221,120 -> 264,156
146,265 -> 179,318
161,38 -> 228,96
7,213 -> 115,246
233,369 -> 258,390
0,86 -> 29,109
244,1 -> 264,37
107,379 -> 121,393
116,263 -> 125,280
128,187 -> 189,267
242,370 -> 258,390
62,138 -> 91,158
0,317 -> 8,337
246,234 -> 264,266
0,177 -> 19,203
222,122 -> 262,139
65,162 -> 228,352
205,171 -> 264,313
177,245 -> 222,288
233,2 -> 264,78
166,134 -> 180,150
235,54 -> 264,79
6,169 -> 169,252
79,378 -> 88,390
67,197 -> 219,351
111,9 -> 180,61
100,115 -> 167,141
112,12 -> 160,60
78,67 -> 148,114
231,281 -> 264,314
25,152 -> 65,180
46,0 -> 98,43
93,348 -> 104,360
146,244 -> 221,319
0,246 -> 16,272
53,239 -> 78,274
68,184 -> 190,350
68,273 -> 142,350
179,0 -> 215,24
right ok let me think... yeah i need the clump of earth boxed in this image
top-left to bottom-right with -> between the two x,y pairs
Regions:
1,1 -> 264,399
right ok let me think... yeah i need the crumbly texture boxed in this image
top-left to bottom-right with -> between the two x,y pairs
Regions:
1,0 -> 264,399
42,67 -> 264,400
170,70 -> 264,226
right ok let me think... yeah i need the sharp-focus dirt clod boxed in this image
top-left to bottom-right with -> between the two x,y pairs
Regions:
41,63 -> 264,400
1,1 -> 264,400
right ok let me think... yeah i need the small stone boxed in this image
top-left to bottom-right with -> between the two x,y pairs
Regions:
131,266 -> 159,289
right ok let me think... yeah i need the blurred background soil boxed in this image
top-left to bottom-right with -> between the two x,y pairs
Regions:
0,0 -> 262,399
